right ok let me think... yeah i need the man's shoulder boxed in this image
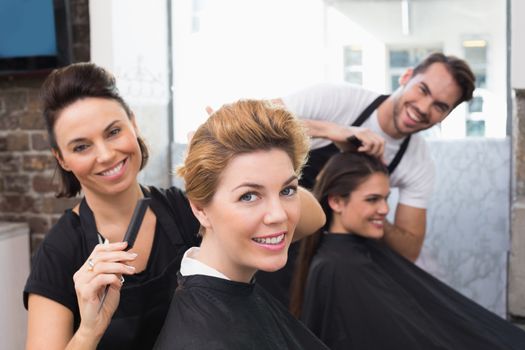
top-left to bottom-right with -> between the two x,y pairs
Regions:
390,134 -> 433,178
390,134 -> 436,208
315,82 -> 379,102
284,82 -> 378,105
404,133 -> 431,161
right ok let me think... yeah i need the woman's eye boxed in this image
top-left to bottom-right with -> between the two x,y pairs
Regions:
240,193 -> 258,202
109,128 -> 121,137
73,144 -> 89,153
281,186 -> 297,197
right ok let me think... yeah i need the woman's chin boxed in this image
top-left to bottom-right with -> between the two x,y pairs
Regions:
356,230 -> 384,240
369,231 -> 384,239
256,255 -> 288,273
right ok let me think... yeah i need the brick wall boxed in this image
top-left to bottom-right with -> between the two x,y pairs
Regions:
0,0 -> 90,253
509,89 -> 525,319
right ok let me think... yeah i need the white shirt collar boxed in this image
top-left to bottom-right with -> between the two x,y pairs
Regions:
180,247 -> 230,280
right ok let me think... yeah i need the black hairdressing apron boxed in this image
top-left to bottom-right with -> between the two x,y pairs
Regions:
78,188 -> 191,349
299,94 -> 411,189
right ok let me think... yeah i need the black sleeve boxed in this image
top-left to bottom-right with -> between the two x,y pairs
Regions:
23,216 -> 82,314
151,186 -> 200,246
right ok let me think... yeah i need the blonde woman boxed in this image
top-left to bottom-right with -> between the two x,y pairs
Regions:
154,100 -> 328,349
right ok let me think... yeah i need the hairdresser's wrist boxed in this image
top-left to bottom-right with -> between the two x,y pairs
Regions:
66,325 -> 102,350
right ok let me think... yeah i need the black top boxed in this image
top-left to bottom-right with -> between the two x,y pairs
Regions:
301,233 -> 525,350
23,186 -> 200,350
154,273 -> 329,350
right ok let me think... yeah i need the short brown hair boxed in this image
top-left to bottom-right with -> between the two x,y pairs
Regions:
412,52 -> 476,106
41,62 -> 149,198
178,99 -> 309,206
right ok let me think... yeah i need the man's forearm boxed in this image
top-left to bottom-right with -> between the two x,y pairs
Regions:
382,220 -> 424,262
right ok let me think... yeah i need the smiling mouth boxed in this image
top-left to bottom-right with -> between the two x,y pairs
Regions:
252,233 -> 286,245
98,159 -> 126,176
407,108 -> 422,123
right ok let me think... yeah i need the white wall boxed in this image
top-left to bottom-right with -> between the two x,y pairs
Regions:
0,223 -> 30,349
170,0 -> 326,143
90,0 -> 171,187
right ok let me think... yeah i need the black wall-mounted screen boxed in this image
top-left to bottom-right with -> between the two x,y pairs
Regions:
0,0 -> 73,76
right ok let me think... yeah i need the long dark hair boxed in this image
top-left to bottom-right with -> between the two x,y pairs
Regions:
289,151 -> 388,318
41,62 -> 149,198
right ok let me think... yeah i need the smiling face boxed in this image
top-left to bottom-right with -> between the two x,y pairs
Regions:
192,148 -> 300,282
328,173 -> 390,239
53,97 -> 142,198
387,62 -> 462,138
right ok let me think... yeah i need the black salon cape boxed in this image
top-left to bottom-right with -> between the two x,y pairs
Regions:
256,242 -> 299,308
154,273 -> 329,350
300,234 -> 525,350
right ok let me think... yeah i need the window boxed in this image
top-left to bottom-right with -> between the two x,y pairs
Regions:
388,47 -> 441,91
464,39 -> 488,137
191,0 -> 208,33
343,46 -> 363,85
464,39 -> 488,89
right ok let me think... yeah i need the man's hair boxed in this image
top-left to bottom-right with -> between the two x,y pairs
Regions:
413,52 -> 476,106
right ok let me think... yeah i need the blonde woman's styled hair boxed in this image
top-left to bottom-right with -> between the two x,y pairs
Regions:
178,99 -> 309,206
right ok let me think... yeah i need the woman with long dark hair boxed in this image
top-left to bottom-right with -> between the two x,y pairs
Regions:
291,151 -> 525,350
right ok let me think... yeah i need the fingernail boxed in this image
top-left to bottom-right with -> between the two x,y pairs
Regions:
129,253 -> 138,258
125,265 -> 136,271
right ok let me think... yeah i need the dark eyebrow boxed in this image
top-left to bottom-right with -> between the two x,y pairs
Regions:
67,120 -> 120,146
420,82 -> 431,95
283,175 -> 298,186
420,82 -> 451,111
232,174 -> 298,192
435,101 -> 450,112
365,190 -> 391,198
